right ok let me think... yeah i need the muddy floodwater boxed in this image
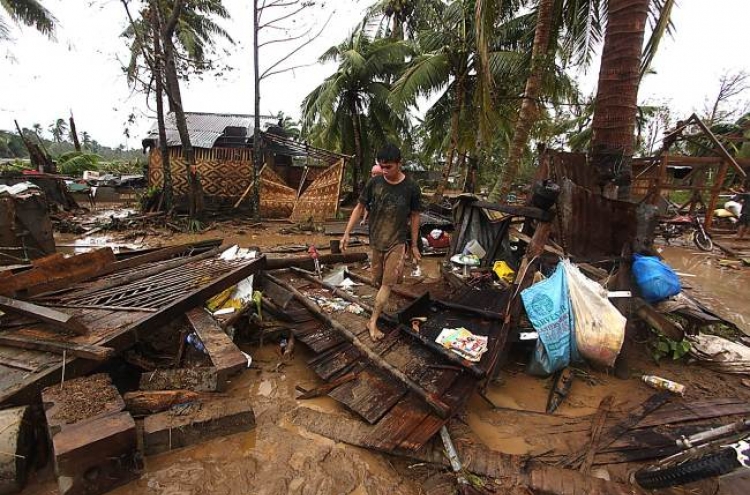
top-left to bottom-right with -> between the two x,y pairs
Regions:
661,246 -> 750,335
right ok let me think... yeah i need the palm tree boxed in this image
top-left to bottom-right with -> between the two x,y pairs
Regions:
81,131 -> 92,149
301,26 -> 412,194
31,123 -> 43,138
121,0 -> 232,215
391,0 -> 533,199
590,0 -> 674,200
1,0 -> 56,41
49,118 -> 67,143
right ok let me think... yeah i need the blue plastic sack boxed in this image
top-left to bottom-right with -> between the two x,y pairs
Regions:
632,254 -> 682,303
521,262 -> 576,376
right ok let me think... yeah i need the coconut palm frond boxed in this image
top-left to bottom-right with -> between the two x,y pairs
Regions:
390,52 -> 451,109
641,0 -> 676,81
2,0 -> 56,38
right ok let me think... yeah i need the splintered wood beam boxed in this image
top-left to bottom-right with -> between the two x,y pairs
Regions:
0,334 -> 114,361
290,267 -> 486,378
0,295 -> 88,335
186,308 -> 247,390
265,273 -> 452,419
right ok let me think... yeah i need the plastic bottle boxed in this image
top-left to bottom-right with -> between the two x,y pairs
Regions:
186,333 -> 206,354
642,375 -> 686,396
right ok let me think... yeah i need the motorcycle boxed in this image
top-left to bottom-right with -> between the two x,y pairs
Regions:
657,213 -> 714,252
634,418 -> 750,489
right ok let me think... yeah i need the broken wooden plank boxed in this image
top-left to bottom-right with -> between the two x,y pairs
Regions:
266,273 -> 452,419
0,406 -> 33,495
296,372 -> 358,400
0,356 -> 37,372
636,398 -> 750,429
139,367 -> 219,392
142,397 -> 255,455
52,411 -> 141,495
634,298 -> 685,341
123,390 -> 201,416
0,295 -> 88,334
565,392 -> 671,468
579,394 -> 614,475
3,248 -> 117,297
186,308 -> 247,390
290,267 -> 486,378
265,252 -> 367,271
0,333 -> 114,361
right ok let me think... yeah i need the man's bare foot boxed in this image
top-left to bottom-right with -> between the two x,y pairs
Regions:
367,320 -> 385,342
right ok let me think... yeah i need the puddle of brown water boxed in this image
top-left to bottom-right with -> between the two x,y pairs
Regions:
660,246 -> 750,334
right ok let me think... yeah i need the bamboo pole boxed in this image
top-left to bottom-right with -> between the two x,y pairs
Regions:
265,273 -> 452,418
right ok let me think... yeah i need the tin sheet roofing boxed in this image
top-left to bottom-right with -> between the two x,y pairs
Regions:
143,112 -> 278,149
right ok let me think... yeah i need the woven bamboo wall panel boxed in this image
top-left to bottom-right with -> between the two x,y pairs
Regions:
148,148 -> 254,199
259,165 -> 297,218
290,159 -> 344,222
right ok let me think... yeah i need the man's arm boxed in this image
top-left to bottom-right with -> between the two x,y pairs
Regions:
410,210 -> 421,262
341,202 -> 365,252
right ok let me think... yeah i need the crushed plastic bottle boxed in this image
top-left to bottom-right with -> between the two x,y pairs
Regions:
642,375 -> 685,396
186,333 -> 207,354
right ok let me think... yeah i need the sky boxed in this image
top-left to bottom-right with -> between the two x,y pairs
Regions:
1,0 -> 749,149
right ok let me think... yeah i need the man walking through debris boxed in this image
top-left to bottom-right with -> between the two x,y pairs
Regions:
341,143 -> 422,341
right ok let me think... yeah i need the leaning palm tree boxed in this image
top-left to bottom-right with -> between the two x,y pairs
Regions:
391,0 -> 532,200
1,0 -> 56,41
121,0 -> 232,215
301,26 -> 412,194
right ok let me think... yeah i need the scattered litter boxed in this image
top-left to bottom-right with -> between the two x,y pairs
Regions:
241,351 -> 253,368
688,334 -> 750,374
219,245 -> 257,261
307,294 -> 365,315
642,374 -> 686,395
492,261 -> 515,283
186,333 -> 207,354
435,327 -> 488,362
0,182 -> 40,197
212,308 -> 235,316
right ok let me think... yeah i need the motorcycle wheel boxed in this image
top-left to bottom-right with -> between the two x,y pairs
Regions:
693,231 -> 714,252
635,446 -> 741,489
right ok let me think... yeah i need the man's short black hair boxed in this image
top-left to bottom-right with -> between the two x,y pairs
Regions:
376,143 -> 401,163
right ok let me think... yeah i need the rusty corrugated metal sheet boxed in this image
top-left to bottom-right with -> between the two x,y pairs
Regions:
557,178 -> 638,258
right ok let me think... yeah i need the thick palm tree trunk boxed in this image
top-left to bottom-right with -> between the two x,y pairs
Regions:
161,0 -> 201,217
433,73 -> 466,201
488,0 -> 554,203
590,0 -> 649,201
151,5 -> 172,210
350,99 -> 364,197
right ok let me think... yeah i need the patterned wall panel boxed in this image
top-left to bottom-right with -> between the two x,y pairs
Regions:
148,148 -> 254,199
290,159 -> 344,223
259,165 -> 297,218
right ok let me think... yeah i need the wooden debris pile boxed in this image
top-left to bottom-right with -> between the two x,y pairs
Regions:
0,240 -> 265,495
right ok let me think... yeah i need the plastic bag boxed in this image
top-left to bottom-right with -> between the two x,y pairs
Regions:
562,260 -> 625,368
521,262 -> 575,376
632,254 -> 682,303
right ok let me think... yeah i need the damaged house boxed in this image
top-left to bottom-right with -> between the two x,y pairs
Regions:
143,112 -> 349,220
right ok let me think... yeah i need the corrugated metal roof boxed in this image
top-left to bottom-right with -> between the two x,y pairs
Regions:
143,112 -> 278,149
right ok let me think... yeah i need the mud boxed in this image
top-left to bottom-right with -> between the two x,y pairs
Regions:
22,219 -> 750,494
661,246 -> 750,335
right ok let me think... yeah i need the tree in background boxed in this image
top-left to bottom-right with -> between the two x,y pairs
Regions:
302,26 -> 412,195
121,0 -> 232,216
1,0 -> 56,41
49,118 -> 68,143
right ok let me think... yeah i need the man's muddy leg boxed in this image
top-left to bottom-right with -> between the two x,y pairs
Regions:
367,284 -> 391,341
